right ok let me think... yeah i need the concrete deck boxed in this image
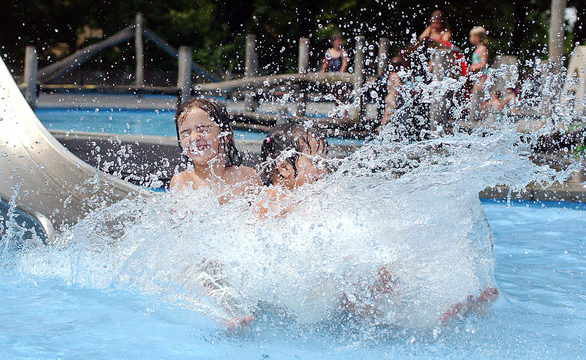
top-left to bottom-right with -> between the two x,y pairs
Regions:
50,130 -> 586,202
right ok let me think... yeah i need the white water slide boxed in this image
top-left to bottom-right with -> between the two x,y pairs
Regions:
0,57 -> 144,241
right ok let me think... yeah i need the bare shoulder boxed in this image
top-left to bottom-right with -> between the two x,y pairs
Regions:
170,170 -> 203,190
170,171 -> 188,190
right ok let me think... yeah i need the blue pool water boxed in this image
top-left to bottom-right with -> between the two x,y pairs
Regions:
34,108 -> 367,146
1,199 -> 584,359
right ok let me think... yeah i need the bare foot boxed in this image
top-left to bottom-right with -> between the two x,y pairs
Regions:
226,315 -> 254,330
440,286 -> 499,324
476,287 -> 499,303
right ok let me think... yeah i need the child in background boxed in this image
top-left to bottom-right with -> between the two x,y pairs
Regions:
320,33 -> 348,73
321,33 -> 350,120
418,9 -> 452,46
170,98 -> 259,201
468,26 -> 489,122
483,87 -> 519,113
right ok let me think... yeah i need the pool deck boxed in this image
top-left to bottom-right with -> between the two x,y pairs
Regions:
50,130 -> 586,202
479,170 -> 586,203
34,93 -> 378,120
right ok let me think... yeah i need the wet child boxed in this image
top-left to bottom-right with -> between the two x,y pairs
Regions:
468,26 -> 489,122
170,98 -> 259,200
258,123 -> 328,217
257,123 -> 498,325
483,87 -> 519,113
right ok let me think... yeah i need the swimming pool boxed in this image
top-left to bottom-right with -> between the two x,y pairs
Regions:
1,199 -> 584,359
34,108 -> 367,146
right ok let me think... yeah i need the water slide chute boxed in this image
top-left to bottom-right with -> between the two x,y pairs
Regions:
0,57 -> 145,242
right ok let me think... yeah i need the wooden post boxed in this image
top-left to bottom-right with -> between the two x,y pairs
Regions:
24,46 -> 38,106
298,37 -> 310,73
177,46 -> 192,104
245,34 -> 258,111
542,0 -> 567,117
354,36 -> 366,120
296,37 -> 310,117
135,13 -> 144,87
548,0 -> 567,75
376,37 -> 389,78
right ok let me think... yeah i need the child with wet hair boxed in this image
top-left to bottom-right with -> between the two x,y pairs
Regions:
258,123 -> 328,217
170,98 -> 259,199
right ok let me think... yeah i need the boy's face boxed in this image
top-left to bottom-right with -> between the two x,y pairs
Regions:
293,136 -> 328,187
178,107 -> 223,167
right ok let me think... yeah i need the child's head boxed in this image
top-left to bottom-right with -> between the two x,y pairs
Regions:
330,33 -> 344,49
174,98 -> 242,168
469,26 -> 487,46
260,123 -> 328,188
430,10 -> 449,32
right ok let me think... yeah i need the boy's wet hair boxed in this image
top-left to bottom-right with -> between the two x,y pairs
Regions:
174,98 -> 242,167
260,123 -> 328,186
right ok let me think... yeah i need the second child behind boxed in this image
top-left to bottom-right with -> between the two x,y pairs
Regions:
258,123 -> 328,217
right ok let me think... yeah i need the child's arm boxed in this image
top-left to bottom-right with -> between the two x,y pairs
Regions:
339,50 -> 348,73
320,50 -> 329,72
258,187 -> 294,218
497,91 -> 516,111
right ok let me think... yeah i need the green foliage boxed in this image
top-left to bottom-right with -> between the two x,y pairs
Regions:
0,0 -> 583,77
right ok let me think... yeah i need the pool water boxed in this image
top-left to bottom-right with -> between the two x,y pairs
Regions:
34,108 -> 367,146
1,199 -> 584,359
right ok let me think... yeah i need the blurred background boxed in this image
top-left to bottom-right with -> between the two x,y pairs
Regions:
1,0 -> 584,83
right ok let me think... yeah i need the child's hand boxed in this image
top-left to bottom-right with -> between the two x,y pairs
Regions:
226,315 -> 254,330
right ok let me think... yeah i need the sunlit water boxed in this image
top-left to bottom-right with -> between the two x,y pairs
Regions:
0,200 -> 584,359
2,31 -> 585,359
34,107 -> 366,146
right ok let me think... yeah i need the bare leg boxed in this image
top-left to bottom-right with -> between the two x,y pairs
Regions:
226,315 -> 254,330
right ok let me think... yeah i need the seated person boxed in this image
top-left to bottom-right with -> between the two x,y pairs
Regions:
418,10 -> 452,46
320,33 -> 348,73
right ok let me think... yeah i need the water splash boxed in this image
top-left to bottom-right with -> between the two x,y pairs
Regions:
10,101 -> 582,331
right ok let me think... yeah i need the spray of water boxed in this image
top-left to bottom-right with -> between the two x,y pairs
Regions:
2,15 -> 585,333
